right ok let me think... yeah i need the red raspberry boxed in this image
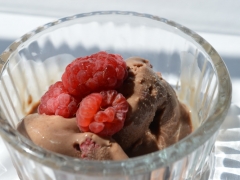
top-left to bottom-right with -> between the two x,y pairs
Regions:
38,81 -> 79,118
61,51 -> 128,99
76,90 -> 129,136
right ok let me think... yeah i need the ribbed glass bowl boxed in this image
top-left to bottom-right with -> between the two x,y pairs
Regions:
0,11 -> 231,180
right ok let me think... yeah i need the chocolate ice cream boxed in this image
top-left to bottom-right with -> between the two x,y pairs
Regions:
114,57 -> 192,157
17,113 -> 128,160
17,56 -> 192,160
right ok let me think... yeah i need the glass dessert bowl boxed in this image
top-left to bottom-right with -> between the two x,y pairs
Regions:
0,11 -> 231,180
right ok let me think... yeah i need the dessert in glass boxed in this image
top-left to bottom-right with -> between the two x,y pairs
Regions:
0,11 -> 231,180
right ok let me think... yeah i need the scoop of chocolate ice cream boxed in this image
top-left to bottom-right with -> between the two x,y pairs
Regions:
17,114 -> 128,160
113,57 -> 168,150
114,57 -> 192,155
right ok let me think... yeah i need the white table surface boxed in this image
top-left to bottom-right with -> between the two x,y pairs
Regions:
0,1 -> 240,179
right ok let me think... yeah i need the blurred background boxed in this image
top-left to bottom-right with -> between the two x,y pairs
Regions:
0,0 -> 239,103
0,0 -> 240,179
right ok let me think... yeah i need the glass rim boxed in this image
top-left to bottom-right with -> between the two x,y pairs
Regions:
0,11 -> 232,175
